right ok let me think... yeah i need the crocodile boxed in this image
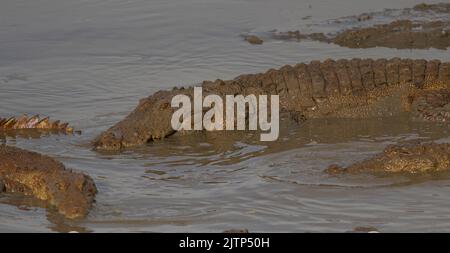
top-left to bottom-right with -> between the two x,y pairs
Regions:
272,3 -> 450,50
331,19 -> 450,50
326,142 -> 450,175
93,58 -> 450,151
0,116 -> 97,219
274,20 -> 450,50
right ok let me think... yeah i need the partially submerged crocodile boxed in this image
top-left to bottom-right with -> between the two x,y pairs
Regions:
0,116 -> 97,219
275,19 -> 450,50
326,142 -> 450,175
331,19 -> 450,50
0,146 -> 97,219
93,58 -> 450,151
272,3 -> 450,50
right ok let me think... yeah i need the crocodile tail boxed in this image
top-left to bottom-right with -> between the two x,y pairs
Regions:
0,114 -> 74,133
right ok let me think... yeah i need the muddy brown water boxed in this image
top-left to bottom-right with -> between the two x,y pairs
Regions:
0,0 -> 449,232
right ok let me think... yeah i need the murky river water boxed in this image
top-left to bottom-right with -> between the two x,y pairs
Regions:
0,0 -> 449,232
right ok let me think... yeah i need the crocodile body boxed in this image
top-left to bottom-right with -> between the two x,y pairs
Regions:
326,142 -> 450,175
0,145 -> 97,219
93,58 -> 450,151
